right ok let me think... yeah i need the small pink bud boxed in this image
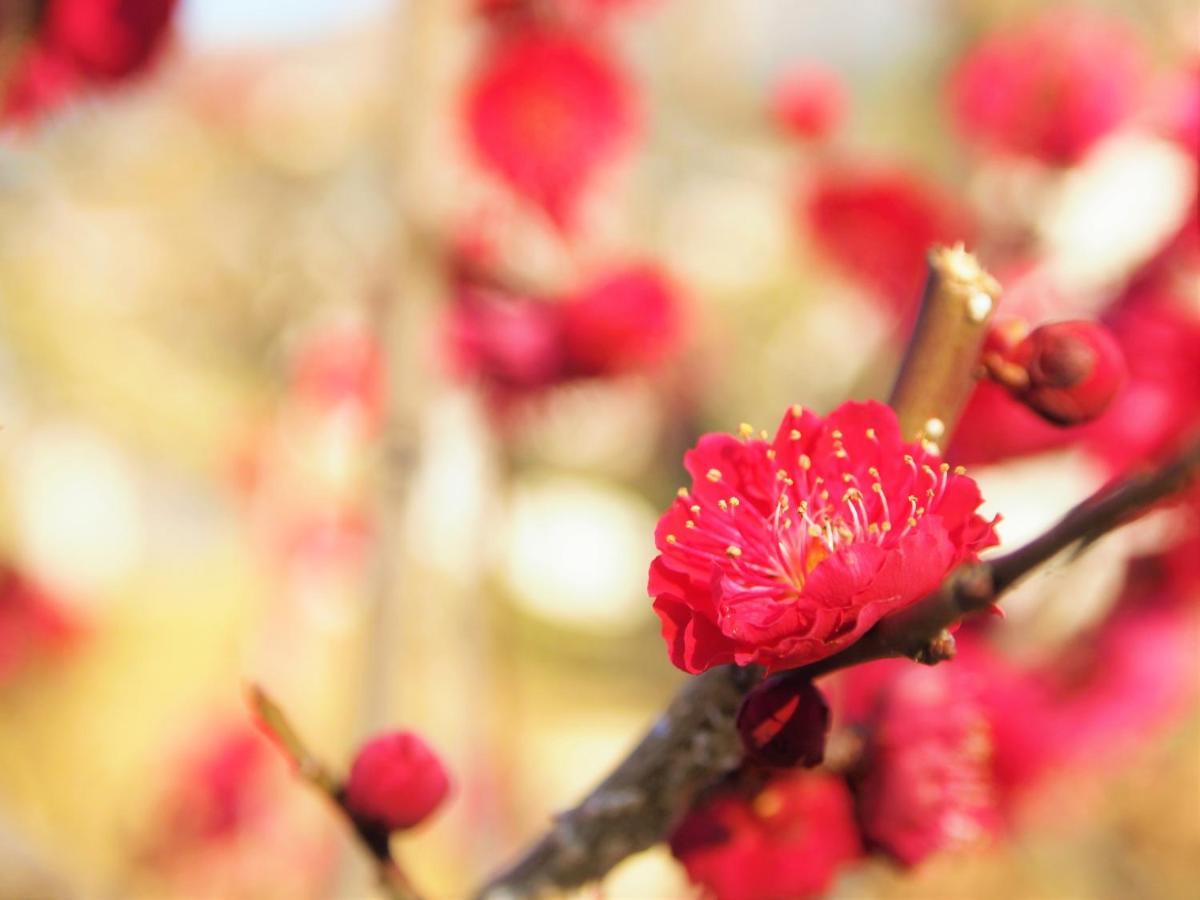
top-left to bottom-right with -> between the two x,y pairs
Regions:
992,320 -> 1126,425
736,675 -> 829,768
343,731 -> 450,832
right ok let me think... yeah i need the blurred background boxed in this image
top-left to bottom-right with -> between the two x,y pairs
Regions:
0,0 -> 1196,897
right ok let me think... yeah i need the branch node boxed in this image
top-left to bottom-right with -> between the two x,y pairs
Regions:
912,629 -> 957,665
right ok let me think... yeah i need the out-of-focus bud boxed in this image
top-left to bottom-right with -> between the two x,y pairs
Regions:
770,63 -> 846,142
985,320 -> 1126,426
946,8 -> 1145,166
343,731 -> 451,832
736,674 -> 829,768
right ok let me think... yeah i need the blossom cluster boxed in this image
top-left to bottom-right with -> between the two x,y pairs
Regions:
671,540 -> 1200,899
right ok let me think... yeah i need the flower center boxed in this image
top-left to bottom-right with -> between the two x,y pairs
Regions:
663,425 -> 968,602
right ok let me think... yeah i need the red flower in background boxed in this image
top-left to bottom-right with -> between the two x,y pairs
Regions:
968,603 -> 1200,801
444,285 -> 568,399
670,771 -> 862,900
947,379 -> 1073,466
1152,60 -> 1200,158
1046,604 -> 1199,763
464,30 -> 635,228
804,167 -> 973,317
443,261 -> 685,410
650,401 -> 998,674
771,63 -> 846,142
947,8 -> 1145,166
854,665 -> 1001,866
157,729 -> 277,847
2,45 -> 80,121
42,0 -> 177,80
0,565 -> 77,684
560,264 -> 684,377
2,0 -> 176,123
1083,295 -> 1200,472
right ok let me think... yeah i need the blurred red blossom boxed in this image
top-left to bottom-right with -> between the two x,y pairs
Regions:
947,378 -> 1072,466
947,7 -> 1145,166
971,602 -> 1200,801
1044,603 -> 1199,762
670,771 -> 862,900
804,167 -> 973,316
560,264 -> 684,377
343,731 -> 451,833
443,262 -> 684,408
1151,60 -> 1200,158
854,665 -> 1002,866
650,401 -> 998,674
157,729 -> 278,848
444,285 -> 568,400
2,45 -> 80,121
2,0 -> 176,122
42,0 -> 177,80
771,63 -> 845,142
1083,295 -> 1200,472
145,724 -> 336,896
0,564 -> 77,684
464,29 -> 635,229
833,580 -> 1198,830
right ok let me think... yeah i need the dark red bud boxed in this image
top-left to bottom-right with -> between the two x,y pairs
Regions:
343,731 -> 450,833
995,320 -> 1126,425
736,674 -> 829,768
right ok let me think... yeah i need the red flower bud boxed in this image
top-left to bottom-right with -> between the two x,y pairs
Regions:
343,731 -> 450,832
736,675 -> 829,768
997,320 -> 1126,426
